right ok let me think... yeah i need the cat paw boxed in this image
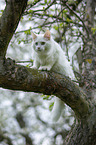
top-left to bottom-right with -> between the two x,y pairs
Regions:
31,66 -> 37,69
39,66 -> 51,71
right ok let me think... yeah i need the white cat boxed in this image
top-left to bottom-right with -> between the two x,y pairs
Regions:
31,30 -> 75,122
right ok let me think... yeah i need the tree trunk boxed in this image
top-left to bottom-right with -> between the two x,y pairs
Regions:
65,0 -> 96,144
66,113 -> 96,145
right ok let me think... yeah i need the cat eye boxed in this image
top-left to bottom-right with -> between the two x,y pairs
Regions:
41,42 -> 45,45
35,42 -> 38,45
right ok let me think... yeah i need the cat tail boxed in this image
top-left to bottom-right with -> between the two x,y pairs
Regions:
51,97 -> 64,122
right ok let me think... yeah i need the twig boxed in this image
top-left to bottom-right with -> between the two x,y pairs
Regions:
26,0 -> 41,10
16,60 -> 33,63
64,2 -> 89,38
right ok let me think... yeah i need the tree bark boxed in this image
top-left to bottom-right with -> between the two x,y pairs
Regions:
0,58 -> 89,120
65,0 -> 96,144
66,110 -> 96,145
0,0 -> 28,58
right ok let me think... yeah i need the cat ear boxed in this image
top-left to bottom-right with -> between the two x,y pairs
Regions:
44,30 -> 51,40
32,32 -> 37,40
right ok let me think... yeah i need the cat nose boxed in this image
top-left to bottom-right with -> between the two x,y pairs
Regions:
37,47 -> 40,50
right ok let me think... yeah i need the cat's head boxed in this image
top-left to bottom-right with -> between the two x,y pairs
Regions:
32,30 -> 51,53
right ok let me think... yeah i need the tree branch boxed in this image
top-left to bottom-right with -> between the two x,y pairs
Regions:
0,58 -> 90,120
0,0 -> 28,58
61,1 -> 89,38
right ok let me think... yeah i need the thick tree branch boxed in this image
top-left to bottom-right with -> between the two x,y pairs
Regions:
0,58 -> 90,120
0,0 -> 28,58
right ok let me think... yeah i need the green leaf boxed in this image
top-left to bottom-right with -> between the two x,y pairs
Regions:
28,10 -> 33,13
26,64 -> 30,68
44,0 -> 47,3
50,9 -> 54,12
53,25 -> 58,31
1,10 -> 4,13
30,59 -> 33,63
41,95 -> 53,100
48,0 -> 51,3
63,9 -> 68,13
24,30 -> 31,35
49,102 -> 54,111
41,95 -> 51,100
85,59 -> 92,64
59,23 -> 63,28
66,18 -> 73,23
49,14 -> 53,17
91,27 -> 96,34
18,40 -> 21,44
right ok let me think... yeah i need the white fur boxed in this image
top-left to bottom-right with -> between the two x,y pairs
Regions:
32,31 -> 75,122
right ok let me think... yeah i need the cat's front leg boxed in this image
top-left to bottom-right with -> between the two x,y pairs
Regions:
39,65 -> 52,71
31,60 -> 39,69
